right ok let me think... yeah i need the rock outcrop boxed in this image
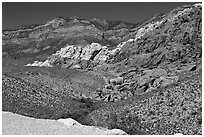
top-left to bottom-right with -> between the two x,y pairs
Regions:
80,43 -> 102,60
25,38 -> 136,68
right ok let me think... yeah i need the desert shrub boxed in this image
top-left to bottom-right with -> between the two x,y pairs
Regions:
108,111 -> 147,135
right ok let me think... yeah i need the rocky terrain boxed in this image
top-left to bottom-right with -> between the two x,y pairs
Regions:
2,3 -> 202,135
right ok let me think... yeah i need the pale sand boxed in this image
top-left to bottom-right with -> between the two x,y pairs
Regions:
2,111 -> 127,135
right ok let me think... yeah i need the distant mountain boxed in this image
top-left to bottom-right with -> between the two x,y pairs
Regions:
2,16 -> 143,61
19,3 -> 201,72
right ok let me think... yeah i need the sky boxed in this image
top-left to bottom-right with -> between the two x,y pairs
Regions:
2,2 -> 198,30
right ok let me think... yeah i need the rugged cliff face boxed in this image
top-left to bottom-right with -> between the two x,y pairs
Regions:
2,3 -> 202,135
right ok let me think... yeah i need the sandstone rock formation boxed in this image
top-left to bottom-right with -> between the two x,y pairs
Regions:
80,43 -> 102,60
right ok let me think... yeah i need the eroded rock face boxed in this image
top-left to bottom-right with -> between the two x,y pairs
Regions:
25,38 -> 136,68
93,46 -> 110,62
80,43 -> 102,60
25,43 -> 102,68
110,77 -> 124,85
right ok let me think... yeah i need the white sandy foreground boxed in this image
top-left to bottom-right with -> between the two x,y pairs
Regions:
2,111 -> 127,135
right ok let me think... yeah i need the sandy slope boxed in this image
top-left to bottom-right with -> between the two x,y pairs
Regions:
2,111 -> 127,135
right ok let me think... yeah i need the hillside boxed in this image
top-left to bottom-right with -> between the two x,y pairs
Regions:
2,3 -> 202,135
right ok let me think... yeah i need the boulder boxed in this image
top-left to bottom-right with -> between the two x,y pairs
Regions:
153,75 -> 179,88
138,77 -> 149,87
104,129 -> 127,135
110,77 -> 124,85
177,64 -> 197,72
58,118 -> 82,127
70,64 -> 81,69
143,68 -> 167,79
152,68 -> 167,77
